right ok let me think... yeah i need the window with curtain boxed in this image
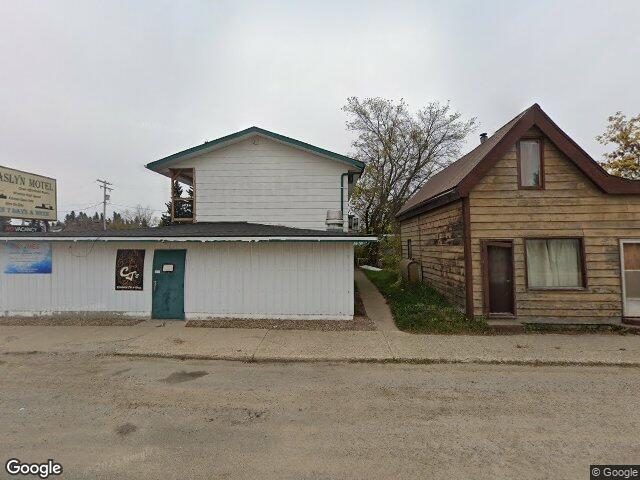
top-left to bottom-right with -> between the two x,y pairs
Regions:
519,139 -> 542,187
526,239 -> 584,288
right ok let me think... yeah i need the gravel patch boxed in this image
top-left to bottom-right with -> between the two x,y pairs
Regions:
186,291 -> 373,331
186,316 -> 375,331
0,315 -> 145,326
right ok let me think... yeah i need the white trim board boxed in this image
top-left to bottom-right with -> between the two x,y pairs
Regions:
0,236 -> 377,243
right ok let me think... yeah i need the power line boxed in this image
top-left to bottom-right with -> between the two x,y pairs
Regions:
107,202 -> 163,213
58,201 -> 104,214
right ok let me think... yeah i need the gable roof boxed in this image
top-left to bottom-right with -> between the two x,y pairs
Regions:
146,126 -> 365,176
397,103 -> 640,221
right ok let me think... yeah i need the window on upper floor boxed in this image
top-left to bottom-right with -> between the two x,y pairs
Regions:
518,139 -> 544,189
407,239 -> 413,259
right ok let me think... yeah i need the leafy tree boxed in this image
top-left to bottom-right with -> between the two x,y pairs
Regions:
597,111 -> 640,179
344,97 -> 476,236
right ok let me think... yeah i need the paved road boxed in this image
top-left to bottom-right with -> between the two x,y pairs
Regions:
1,353 -> 639,479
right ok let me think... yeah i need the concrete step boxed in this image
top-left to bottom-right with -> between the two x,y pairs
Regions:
487,319 -> 525,334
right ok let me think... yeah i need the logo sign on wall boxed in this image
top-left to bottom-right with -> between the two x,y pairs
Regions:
3,242 -> 52,274
115,249 -> 145,291
0,165 -> 57,221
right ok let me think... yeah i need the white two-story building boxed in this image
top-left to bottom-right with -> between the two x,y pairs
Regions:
0,127 -> 375,321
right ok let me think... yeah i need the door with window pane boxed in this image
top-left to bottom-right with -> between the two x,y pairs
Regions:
622,242 -> 640,317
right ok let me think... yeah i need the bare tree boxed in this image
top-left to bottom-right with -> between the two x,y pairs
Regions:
121,205 -> 157,228
344,97 -> 476,235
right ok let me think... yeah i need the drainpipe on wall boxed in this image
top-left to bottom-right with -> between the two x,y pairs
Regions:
340,172 -> 349,232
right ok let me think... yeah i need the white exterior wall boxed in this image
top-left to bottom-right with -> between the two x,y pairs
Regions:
173,136 -> 350,230
0,241 -> 354,320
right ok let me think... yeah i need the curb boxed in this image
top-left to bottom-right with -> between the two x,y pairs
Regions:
107,351 -> 640,368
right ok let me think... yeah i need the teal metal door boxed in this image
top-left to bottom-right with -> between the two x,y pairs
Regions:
152,250 -> 186,320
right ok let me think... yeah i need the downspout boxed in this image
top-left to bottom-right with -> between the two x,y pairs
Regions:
340,172 -> 349,231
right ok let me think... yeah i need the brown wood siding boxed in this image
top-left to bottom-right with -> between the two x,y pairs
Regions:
469,127 -> 640,323
400,200 -> 466,310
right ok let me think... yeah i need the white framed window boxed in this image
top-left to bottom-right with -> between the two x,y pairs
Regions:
518,139 -> 543,188
621,240 -> 640,317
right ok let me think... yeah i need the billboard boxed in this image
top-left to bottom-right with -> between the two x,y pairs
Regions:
0,165 -> 57,221
3,242 -> 52,274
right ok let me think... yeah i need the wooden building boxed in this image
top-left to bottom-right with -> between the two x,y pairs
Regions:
397,104 -> 640,325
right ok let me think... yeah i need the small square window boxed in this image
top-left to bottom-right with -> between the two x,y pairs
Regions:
518,139 -> 543,188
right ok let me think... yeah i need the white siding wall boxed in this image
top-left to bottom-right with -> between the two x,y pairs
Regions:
0,241 -> 354,320
173,136 -> 350,230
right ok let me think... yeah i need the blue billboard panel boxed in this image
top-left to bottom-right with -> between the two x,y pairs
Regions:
3,242 -> 52,274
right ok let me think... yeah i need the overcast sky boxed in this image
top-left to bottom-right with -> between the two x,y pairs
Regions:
1,0 -> 638,220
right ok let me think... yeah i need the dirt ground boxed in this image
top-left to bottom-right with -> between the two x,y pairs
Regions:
0,315 -> 144,326
1,353 -> 639,479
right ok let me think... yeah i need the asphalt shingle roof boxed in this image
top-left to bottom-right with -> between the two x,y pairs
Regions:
397,107 -> 530,217
0,222 -> 370,239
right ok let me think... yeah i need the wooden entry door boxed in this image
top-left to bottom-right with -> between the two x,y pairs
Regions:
152,250 -> 186,320
483,241 -> 515,316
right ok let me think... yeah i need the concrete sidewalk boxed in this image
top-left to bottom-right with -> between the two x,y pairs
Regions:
1,324 -> 639,366
354,269 -> 398,331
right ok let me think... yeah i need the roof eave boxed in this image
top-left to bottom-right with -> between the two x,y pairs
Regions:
145,126 -> 365,173
0,235 -> 377,243
395,189 -> 461,222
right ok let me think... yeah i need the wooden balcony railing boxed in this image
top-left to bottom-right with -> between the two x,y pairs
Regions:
170,168 -> 195,223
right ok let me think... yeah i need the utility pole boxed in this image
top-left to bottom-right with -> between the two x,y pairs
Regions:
96,179 -> 113,231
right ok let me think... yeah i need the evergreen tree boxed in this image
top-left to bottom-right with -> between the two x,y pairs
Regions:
159,183 -> 193,227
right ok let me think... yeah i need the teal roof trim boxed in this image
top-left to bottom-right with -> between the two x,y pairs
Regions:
145,126 -> 365,172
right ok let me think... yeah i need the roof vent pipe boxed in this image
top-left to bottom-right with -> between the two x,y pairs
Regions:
326,210 -> 344,232
480,133 -> 488,144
